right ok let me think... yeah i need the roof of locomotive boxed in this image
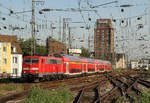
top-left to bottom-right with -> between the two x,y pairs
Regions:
23,56 -> 61,60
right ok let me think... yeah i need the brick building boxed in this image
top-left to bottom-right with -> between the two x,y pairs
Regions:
46,37 -> 67,55
94,19 -> 114,61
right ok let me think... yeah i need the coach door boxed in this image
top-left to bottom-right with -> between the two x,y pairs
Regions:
66,62 -> 69,74
86,63 -> 88,73
82,64 -> 84,73
41,59 -> 43,72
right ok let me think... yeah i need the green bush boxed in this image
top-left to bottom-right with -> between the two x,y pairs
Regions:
135,89 -> 150,103
0,93 -> 3,98
24,85 -> 73,103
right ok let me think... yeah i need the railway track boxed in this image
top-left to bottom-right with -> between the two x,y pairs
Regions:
1,70 -> 150,103
0,73 -> 105,103
74,70 -> 150,103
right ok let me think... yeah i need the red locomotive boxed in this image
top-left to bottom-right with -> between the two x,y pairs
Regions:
22,55 -> 112,81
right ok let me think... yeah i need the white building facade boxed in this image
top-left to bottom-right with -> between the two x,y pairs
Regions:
11,54 -> 22,77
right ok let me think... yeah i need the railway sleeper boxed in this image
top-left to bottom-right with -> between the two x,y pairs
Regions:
138,79 -> 150,88
131,86 -> 141,95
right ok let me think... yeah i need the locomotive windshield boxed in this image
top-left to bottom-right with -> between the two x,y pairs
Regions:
24,58 -> 39,64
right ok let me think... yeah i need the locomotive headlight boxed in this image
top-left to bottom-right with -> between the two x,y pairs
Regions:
32,68 -> 39,70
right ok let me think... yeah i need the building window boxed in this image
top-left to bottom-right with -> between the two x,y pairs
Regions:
3,47 -> 6,52
13,68 -> 17,75
11,46 -> 16,53
3,58 -> 7,65
13,57 -> 18,63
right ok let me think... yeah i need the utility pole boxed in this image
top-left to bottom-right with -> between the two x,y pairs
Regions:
68,27 -> 72,49
31,0 -> 36,56
149,0 -> 150,35
88,28 -> 91,52
62,18 -> 66,44
59,17 -> 62,41
50,23 -> 54,38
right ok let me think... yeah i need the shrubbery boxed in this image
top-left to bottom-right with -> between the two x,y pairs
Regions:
24,85 -> 73,103
0,93 -> 3,98
135,89 -> 150,103
116,89 -> 150,103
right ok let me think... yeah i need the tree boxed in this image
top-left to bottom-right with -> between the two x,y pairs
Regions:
18,38 -> 47,56
80,47 -> 90,58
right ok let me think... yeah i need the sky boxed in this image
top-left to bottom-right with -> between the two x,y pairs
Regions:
0,0 -> 149,60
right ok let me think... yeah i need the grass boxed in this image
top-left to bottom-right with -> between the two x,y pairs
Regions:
0,93 -> 3,98
24,85 -> 73,103
115,89 -> 150,103
0,83 -> 23,91
135,89 -> 150,103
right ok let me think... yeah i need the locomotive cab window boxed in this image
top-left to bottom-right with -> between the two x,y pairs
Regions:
32,58 -> 39,63
24,58 -> 39,64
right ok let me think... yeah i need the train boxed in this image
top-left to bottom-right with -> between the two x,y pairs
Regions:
22,54 -> 112,81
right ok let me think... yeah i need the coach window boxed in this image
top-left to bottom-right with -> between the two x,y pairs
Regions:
53,60 -> 57,64
56,60 -> 61,64
46,59 -> 53,64
46,59 -> 50,64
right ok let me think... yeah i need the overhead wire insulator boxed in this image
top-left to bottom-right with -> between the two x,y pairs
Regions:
10,10 -> 14,14
2,17 -> 6,20
3,26 -> 7,29
121,8 -> 124,12
137,17 -> 142,20
88,18 -> 91,21
113,19 -> 116,22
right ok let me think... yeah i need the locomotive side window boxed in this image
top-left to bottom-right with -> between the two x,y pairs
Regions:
45,59 -> 61,64
24,58 -> 31,63
46,59 -> 53,64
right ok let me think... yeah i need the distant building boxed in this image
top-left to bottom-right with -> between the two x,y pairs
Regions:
115,53 -> 126,69
0,35 -> 22,77
130,60 -> 138,69
46,37 -> 68,55
69,49 -> 82,56
138,59 -> 150,70
94,19 -> 114,61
